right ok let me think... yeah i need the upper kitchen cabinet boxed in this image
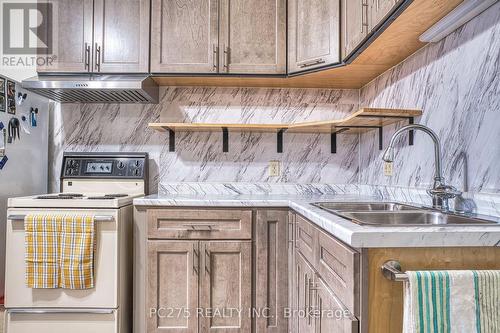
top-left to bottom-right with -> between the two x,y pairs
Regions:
38,0 -> 150,73
218,0 -> 286,74
369,0 -> 402,31
151,0 -> 286,74
288,0 -> 340,74
37,0 -> 93,73
151,0 -> 219,73
93,0 -> 150,73
342,0 -> 369,58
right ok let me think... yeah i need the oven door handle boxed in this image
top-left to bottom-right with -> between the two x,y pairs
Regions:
7,215 -> 115,222
6,308 -> 115,314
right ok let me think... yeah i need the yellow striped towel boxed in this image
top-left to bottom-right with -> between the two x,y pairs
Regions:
25,214 -> 95,289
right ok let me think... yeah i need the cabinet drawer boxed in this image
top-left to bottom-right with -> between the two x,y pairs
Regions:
296,215 -> 317,264
147,209 -> 252,240
316,229 -> 360,315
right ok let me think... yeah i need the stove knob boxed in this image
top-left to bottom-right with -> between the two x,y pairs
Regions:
100,165 -> 104,170
117,161 -> 125,170
134,169 -> 140,176
91,166 -> 96,170
105,165 -> 110,171
135,160 -> 141,167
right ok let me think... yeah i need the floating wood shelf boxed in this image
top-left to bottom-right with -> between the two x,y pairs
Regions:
150,108 -> 422,153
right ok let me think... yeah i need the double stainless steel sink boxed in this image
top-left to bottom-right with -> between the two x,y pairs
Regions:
313,202 -> 500,227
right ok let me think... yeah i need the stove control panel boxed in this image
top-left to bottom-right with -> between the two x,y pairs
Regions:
61,153 -> 148,179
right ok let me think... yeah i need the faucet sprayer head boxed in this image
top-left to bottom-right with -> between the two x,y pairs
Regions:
382,146 -> 395,163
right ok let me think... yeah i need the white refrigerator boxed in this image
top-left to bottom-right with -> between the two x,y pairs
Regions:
0,75 -> 49,303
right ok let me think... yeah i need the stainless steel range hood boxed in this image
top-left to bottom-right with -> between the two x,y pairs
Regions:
22,74 -> 159,103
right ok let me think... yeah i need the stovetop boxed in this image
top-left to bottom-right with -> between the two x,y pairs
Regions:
8,192 -> 143,209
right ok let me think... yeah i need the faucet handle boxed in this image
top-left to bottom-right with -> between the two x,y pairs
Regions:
428,185 -> 462,199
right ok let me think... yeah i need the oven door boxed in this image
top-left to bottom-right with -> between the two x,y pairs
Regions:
5,209 -> 119,308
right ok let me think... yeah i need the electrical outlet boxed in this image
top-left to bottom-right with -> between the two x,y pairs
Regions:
384,162 -> 393,176
269,160 -> 281,177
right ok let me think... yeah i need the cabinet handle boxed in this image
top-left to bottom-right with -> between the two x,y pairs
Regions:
84,43 -> 91,71
361,0 -> 369,33
298,58 -> 325,69
222,45 -> 229,72
213,44 -> 219,72
192,244 -> 199,275
95,43 -> 101,72
183,224 -> 218,231
204,246 -> 210,275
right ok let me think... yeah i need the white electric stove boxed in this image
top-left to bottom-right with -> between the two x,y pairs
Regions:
4,152 -> 148,333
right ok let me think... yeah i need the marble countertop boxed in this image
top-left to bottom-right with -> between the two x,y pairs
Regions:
134,194 -> 500,248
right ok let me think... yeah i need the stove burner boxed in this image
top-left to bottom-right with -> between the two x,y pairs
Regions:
60,193 -> 84,197
87,196 -> 115,200
37,195 -> 75,200
104,194 -> 128,198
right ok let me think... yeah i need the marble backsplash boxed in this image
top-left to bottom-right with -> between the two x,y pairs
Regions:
49,88 -> 360,193
359,2 -> 500,196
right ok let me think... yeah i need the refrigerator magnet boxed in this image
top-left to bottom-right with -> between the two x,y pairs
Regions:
0,78 -> 5,112
0,155 -> 8,170
7,80 -> 16,114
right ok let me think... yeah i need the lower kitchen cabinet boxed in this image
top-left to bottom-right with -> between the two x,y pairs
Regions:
147,240 -> 251,333
138,208 -> 360,333
255,210 -> 289,332
200,241 -> 252,332
294,251 -> 317,333
315,277 -> 359,333
147,241 -> 199,332
290,212 -> 360,333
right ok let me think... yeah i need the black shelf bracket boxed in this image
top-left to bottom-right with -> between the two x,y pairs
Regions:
222,127 -> 229,152
331,128 -> 349,154
379,127 -> 383,150
168,128 -> 175,152
277,129 -> 286,153
409,117 -> 414,145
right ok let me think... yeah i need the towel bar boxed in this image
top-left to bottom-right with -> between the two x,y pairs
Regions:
7,214 -> 115,222
381,260 -> 409,281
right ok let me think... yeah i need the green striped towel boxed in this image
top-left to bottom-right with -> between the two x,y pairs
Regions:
403,270 -> 500,333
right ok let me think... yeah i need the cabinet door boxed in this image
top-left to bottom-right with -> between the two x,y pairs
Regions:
342,0 -> 369,58
37,0 -> 93,73
288,212 -> 297,333
93,0 -> 150,73
255,210 -> 289,332
151,0 -> 219,73
369,0 -> 398,30
219,0 -> 286,74
288,0 -> 340,73
315,277 -> 359,333
147,241 -> 199,333
295,251 -> 316,333
200,241 -> 252,332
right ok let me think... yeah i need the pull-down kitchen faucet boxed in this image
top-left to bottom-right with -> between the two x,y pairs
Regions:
382,124 -> 461,211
